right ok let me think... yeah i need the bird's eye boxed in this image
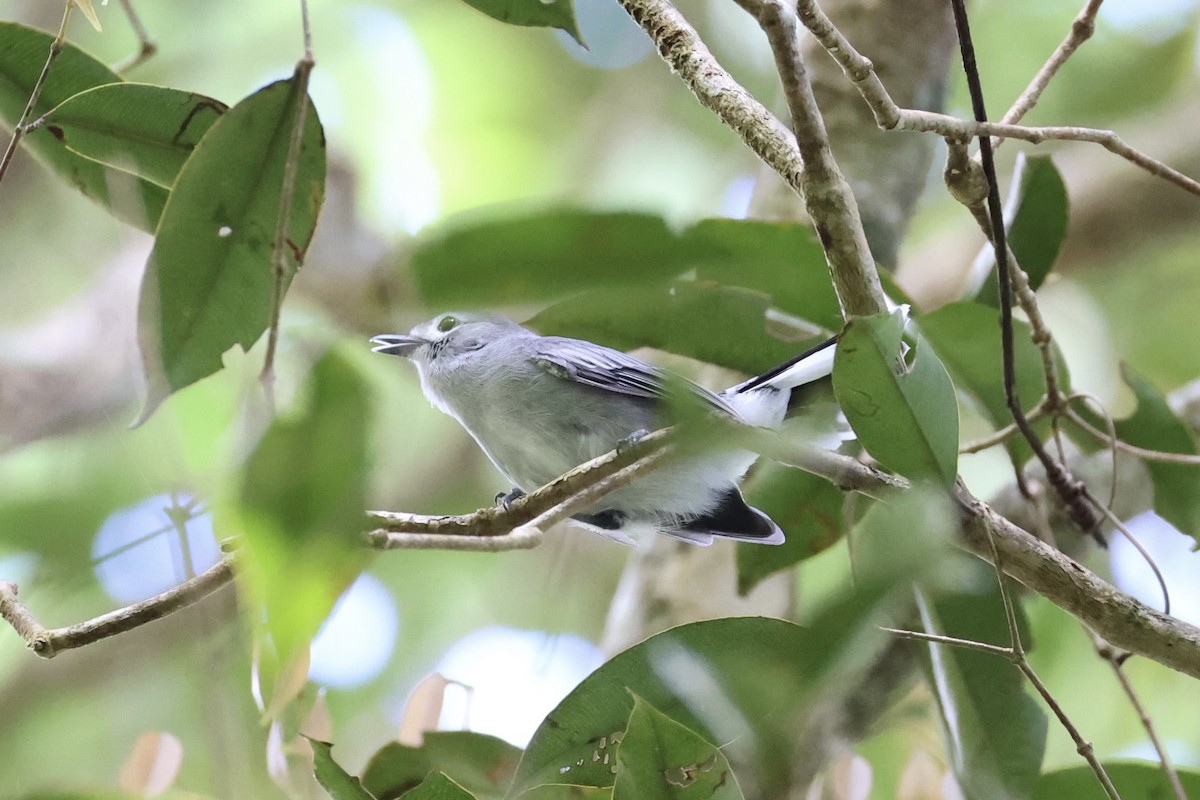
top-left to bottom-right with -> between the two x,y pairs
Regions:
437,315 -> 460,333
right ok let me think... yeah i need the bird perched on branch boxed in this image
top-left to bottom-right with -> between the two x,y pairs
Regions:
372,313 -> 837,546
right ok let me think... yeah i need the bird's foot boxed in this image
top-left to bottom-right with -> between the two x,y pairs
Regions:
617,428 -> 650,456
494,487 -> 526,509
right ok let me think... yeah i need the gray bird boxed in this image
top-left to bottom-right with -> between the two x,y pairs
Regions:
371,313 -> 837,546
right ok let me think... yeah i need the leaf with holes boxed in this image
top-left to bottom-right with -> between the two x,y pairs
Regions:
833,310 -> 959,485
612,695 -> 744,800
136,75 -> 325,420
0,21 -> 166,229
42,82 -> 227,187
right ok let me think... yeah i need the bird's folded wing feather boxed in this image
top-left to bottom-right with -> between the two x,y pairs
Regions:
532,337 -> 734,415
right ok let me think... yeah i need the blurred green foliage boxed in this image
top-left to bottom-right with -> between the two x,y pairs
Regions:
2,0 -> 1200,798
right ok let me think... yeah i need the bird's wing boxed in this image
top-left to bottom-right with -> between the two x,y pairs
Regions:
531,337 -> 734,415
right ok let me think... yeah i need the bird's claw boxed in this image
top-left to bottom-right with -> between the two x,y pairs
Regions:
617,428 -> 650,456
495,487 -> 526,509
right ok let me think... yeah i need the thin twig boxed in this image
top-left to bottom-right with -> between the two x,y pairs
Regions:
951,0 -> 1101,542
1015,659 -> 1121,800
959,400 -> 1048,454
1093,637 -> 1189,800
0,1 -> 73,189
0,560 -> 235,660
997,0 -> 1104,129
1066,406 -> 1200,465
880,626 -> 1012,658
1088,499 -> 1171,616
260,0 -> 316,405
111,0 -> 158,72
793,0 -> 1199,197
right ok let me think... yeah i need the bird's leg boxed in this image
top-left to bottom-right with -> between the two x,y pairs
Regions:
494,487 -> 526,509
616,428 -> 650,456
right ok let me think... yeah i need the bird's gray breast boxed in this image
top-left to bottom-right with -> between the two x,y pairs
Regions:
435,355 -> 657,490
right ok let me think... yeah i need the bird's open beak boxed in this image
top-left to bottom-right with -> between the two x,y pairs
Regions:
370,334 -> 427,357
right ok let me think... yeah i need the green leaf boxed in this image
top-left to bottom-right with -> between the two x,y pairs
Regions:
423,734 -> 522,799
401,773 -> 477,800
362,732 -> 520,800
510,509 -> 956,800
457,0 -> 582,44
1034,762 -> 1200,800
833,310 -> 959,485
528,281 -> 814,376
311,739 -> 378,800
682,218 -> 842,332
231,349 -> 372,662
736,464 -> 846,595
1112,366 -> 1200,544
920,301 -> 1066,467
916,580 -> 1046,800
136,75 -> 325,419
362,743 -> 433,800
612,695 -> 744,800
413,210 -> 687,308
1007,155 -> 1068,293
0,21 -> 166,230
42,82 -> 227,187
977,155 -> 1069,305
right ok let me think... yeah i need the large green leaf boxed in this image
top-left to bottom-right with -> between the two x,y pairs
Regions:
413,211 -> 688,308
978,155 -> 1069,305
0,21 -> 166,230
311,739 -> 377,800
402,773 -> 478,800
683,218 -> 842,332
920,301 -> 1066,467
510,504 -> 955,799
612,696 -> 744,800
1112,366 -> 1200,545
458,0 -> 582,44
916,580 -> 1046,800
833,310 -> 959,485
42,82 -> 227,187
137,75 -> 325,419
1034,762 -> 1200,799
231,349 -> 372,663
527,281 -> 812,376
363,733 -> 522,800
736,464 -> 846,596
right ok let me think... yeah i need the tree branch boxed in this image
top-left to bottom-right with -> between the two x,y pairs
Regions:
793,0 -> 1200,197
956,485 -> 1200,680
0,559 -> 235,659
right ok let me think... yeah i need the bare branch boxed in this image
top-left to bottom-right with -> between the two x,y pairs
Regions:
0,559 -> 234,660
794,0 -> 1200,197
956,485 -> 1200,680
111,0 -> 158,72
1094,637 -> 1189,800
998,0 -> 1104,129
